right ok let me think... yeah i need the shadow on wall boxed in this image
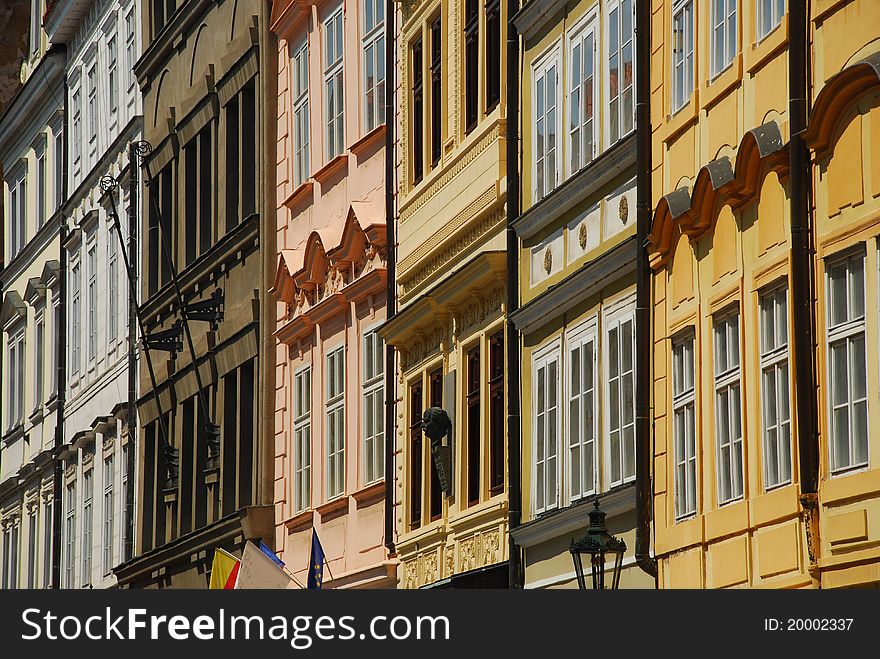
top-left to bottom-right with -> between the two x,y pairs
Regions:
0,0 -> 29,116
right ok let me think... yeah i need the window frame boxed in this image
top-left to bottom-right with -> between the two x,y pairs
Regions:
325,345 -> 346,499
86,234 -> 98,364
102,450 -> 115,575
323,6 -> 345,162
361,0 -> 385,134
532,340 -> 562,515
292,39 -> 310,188
81,466 -> 93,586
361,329 -> 385,486
713,308 -> 744,505
759,284 -> 792,490
567,12 -> 597,178
531,45 -> 562,203
565,318 -> 598,503
604,301 -> 637,488
756,0 -> 785,43
293,364 -> 312,513
605,0 -> 635,145
671,0 -> 694,115
7,325 -> 26,429
710,0 -> 737,79
672,330 -> 697,520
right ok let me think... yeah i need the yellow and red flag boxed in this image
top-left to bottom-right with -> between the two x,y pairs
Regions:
208,548 -> 241,589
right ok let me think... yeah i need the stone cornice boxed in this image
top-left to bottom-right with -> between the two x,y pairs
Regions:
511,0 -> 568,43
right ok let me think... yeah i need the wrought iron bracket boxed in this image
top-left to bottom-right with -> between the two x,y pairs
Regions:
183,288 -> 225,331
143,320 -> 184,356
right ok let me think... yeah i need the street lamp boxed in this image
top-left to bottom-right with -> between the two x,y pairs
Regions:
570,498 -> 627,590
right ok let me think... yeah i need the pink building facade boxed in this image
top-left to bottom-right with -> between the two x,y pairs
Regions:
269,0 -> 395,588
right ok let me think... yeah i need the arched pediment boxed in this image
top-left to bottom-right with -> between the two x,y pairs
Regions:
1,291 -> 27,328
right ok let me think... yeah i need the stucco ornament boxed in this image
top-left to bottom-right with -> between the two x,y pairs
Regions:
619,195 -> 629,224
578,222 -> 588,249
543,246 -> 553,274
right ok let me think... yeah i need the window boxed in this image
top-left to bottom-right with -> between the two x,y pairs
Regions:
757,0 -> 785,42
185,125 -> 213,264
430,17 -> 442,168
30,0 -> 41,54
489,331 -> 505,495
35,313 -> 44,406
120,442 -> 130,561
409,380 -> 423,529
714,311 -> 743,504
26,507 -> 37,588
108,231 -> 118,342
673,333 -> 696,519
607,314 -> 635,486
37,148 -> 46,228
533,347 -> 560,514
326,347 -> 345,498
760,286 -> 791,488
51,300 -> 60,396
1,523 -> 19,589
293,367 -> 312,512
225,79 -> 256,231
71,261 -> 81,375
147,162 -> 173,293
568,330 -> 596,501
362,0 -> 385,133
607,0 -> 634,143
152,0 -> 177,38
64,480 -> 76,588
9,172 -> 26,257
485,0 -> 501,110
533,53 -> 559,202
82,468 -> 93,585
292,41 -> 310,188
466,345 -> 481,506
42,499 -> 53,588
827,252 -> 868,473
54,131 -> 63,211
324,8 -> 345,161
429,369 -> 443,519
108,35 -> 118,114
569,22 -> 596,174
711,0 -> 736,78
126,9 -> 136,91
87,64 -> 97,144
7,328 -> 25,428
87,239 -> 98,363
103,452 -> 114,574
411,37 -> 424,184
72,88 -> 81,167
671,0 -> 694,113
363,331 -> 384,484
464,0 -> 479,132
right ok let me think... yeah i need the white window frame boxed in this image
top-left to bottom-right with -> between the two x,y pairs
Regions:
108,226 -> 118,344
605,0 -> 635,146
26,505 -> 37,588
70,258 -> 81,377
7,326 -> 25,429
1,521 -> 20,589
362,329 -> 384,485
102,450 -> 114,575
671,0 -> 694,114
81,467 -> 93,586
756,0 -> 785,43
567,13 -> 597,177
323,7 -> 345,162
532,340 -> 561,515
710,0 -> 737,78
87,235 -> 98,364
826,250 -> 869,474
293,364 -> 312,513
54,130 -> 63,212
108,33 -> 118,115
42,497 -> 52,588
604,298 -> 637,488
119,441 -> 129,560
37,146 -> 46,229
672,331 -> 696,520
9,170 -> 26,258
292,40 -> 310,188
34,310 -> 45,408
326,346 -> 346,499
713,309 -> 744,505
566,318 -> 598,502
532,45 -> 561,202
759,284 -> 792,489
63,479 -> 76,588
125,7 -> 136,93
362,0 -> 385,133
72,86 -> 82,170
87,64 -> 98,146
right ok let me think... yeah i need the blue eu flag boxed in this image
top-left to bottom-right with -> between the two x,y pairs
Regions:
307,530 -> 325,590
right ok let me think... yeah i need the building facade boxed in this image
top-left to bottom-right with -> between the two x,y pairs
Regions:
268,0 -> 396,588
43,0 -> 142,590
380,0 -> 511,588
0,0 -> 64,589
113,0 -> 276,588
648,0 -> 880,589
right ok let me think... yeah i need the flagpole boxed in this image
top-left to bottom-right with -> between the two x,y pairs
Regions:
323,555 -> 336,589
283,564 -> 306,589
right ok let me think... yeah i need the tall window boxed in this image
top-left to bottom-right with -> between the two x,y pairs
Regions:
225,79 -> 256,231
362,331 -> 384,484
464,0 -> 479,132
292,42 -> 310,188
87,239 -> 98,363
326,347 -> 345,498
485,0 -> 501,110
757,0 -> 785,42
108,35 -> 118,114
121,442 -> 130,561
429,369 -> 443,519
533,54 -> 559,201
324,8 -> 345,161
569,23 -> 596,174
35,313 -> 44,406
54,131 -> 63,211
108,231 -> 118,342
185,126 -> 213,263
363,0 -> 385,132
42,499 -> 52,588
430,17 -> 442,168
29,0 -> 41,54
760,286 -> 791,488
9,173 -> 26,257
103,453 -> 114,574
409,380 -> 423,529
568,330 -> 596,500
489,332 -> 505,495
26,507 -> 37,588
466,346 -> 481,506
37,148 -> 46,228
827,252 -> 868,473
1,523 -> 19,589
72,88 -> 82,168
293,367 -> 311,512
711,0 -> 736,78
607,0 -> 634,143
533,348 -> 559,514
671,0 -> 694,113
7,328 -> 25,428
714,311 -> 743,504
673,333 -> 696,519
87,65 -> 97,145
82,468 -> 93,585
126,9 -> 136,92
411,37 -> 424,184
607,314 -> 635,486
64,480 -> 76,588
51,300 -> 60,396
71,261 -> 81,376
152,0 -> 177,38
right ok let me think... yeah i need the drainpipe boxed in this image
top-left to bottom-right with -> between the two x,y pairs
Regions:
634,0 -> 657,580
383,0 -> 396,558
505,1 -> 522,589
124,142 -> 138,563
789,0 -> 820,574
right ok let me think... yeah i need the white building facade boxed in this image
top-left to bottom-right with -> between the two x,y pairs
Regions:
44,0 -> 142,589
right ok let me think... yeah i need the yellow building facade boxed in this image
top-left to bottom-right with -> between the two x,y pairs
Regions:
380,0 -> 511,587
649,0 -> 880,588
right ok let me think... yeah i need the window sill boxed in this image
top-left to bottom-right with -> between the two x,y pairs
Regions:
313,153 -> 348,188
2,423 -> 24,444
703,53 -> 742,111
28,405 -> 44,424
283,180 -> 314,212
746,17 -> 788,75
349,124 -> 385,160
315,495 -> 348,521
661,92 -> 700,145
352,480 -> 385,508
284,508 -> 315,532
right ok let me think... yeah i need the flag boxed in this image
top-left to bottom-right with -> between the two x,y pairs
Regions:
235,541 -> 293,589
208,547 -> 240,589
258,540 -> 285,569
307,530 -> 325,590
